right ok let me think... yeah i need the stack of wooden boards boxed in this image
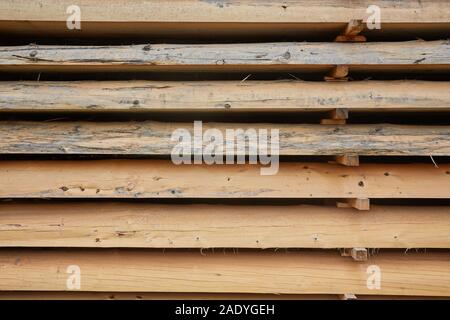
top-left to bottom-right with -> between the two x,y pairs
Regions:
0,0 -> 449,299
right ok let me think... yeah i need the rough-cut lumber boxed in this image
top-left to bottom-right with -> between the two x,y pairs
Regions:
0,160 -> 448,198
1,121 -> 449,156
0,249 -> 448,296
0,292 -> 446,300
0,203 -> 449,249
1,41 -> 449,73
0,0 -> 448,39
3,0 -> 448,23
0,292 -> 339,300
1,80 -> 449,113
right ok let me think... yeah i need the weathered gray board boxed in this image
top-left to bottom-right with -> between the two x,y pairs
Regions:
1,122 -> 449,156
0,41 -> 449,73
1,80 -> 449,112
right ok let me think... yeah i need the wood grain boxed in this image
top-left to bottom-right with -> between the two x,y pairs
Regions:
0,292 -> 446,300
0,292 -> 338,300
1,80 -> 449,113
0,1 -> 448,39
2,0 -> 448,23
0,249 -> 448,296
1,41 -> 448,73
0,203 -> 448,248
0,160 -> 448,198
1,121 -> 449,156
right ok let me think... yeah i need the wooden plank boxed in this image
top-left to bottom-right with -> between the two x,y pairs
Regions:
0,203 -> 449,248
0,160 -> 448,198
0,0 -> 448,39
0,292 -> 327,300
2,0 -> 448,23
1,122 -> 449,156
1,80 -> 449,113
1,41 -> 449,73
0,249 -> 448,296
0,292 -> 447,300
0,291 -> 339,300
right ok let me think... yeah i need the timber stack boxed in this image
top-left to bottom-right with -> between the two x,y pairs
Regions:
0,0 -> 449,299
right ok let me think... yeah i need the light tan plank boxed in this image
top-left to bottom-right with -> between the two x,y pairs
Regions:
0,1 -> 449,39
0,291 -> 337,300
0,291 -> 446,300
0,160 -> 448,198
0,250 -> 448,296
2,0 -> 449,23
0,203 -> 449,248
1,80 -> 449,113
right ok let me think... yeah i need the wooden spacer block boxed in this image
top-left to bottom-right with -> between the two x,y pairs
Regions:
340,248 -> 352,257
335,154 -> 359,166
340,248 -> 368,262
351,248 -> 368,261
336,198 -> 370,211
330,108 -> 349,120
339,293 -> 358,300
320,118 -> 346,125
344,19 -> 366,37
335,35 -> 367,42
328,65 -> 349,78
320,108 -> 348,124
335,19 -> 367,42
324,65 -> 349,81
